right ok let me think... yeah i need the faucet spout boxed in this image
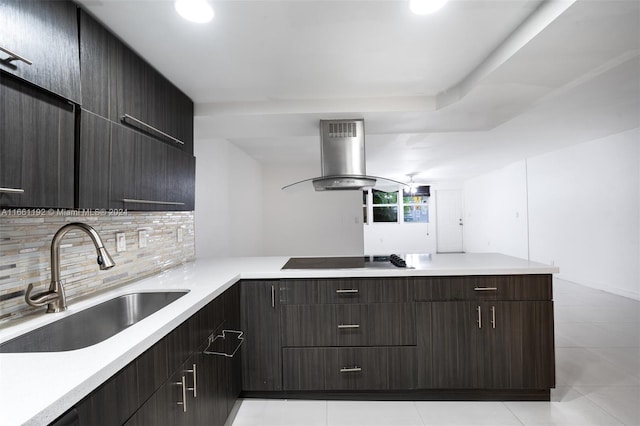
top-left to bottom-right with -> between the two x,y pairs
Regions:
25,222 -> 116,313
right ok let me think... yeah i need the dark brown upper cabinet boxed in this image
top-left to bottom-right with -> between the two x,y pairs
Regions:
79,9 -> 194,154
0,0 -> 81,103
78,110 -> 195,211
0,73 -> 74,208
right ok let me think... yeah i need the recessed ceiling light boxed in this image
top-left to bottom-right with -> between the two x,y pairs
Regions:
409,0 -> 449,15
175,0 -> 214,23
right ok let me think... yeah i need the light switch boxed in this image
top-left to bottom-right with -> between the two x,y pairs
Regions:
116,232 -> 126,252
138,231 -> 147,249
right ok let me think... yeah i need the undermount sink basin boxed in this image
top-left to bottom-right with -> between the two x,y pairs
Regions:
0,291 -> 189,353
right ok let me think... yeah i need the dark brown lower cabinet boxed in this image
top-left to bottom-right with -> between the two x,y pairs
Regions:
244,275 -> 555,400
429,301 -> 555,389
128,341 -> 229,426
73,285 -> 241,426
240,280 -> 282,391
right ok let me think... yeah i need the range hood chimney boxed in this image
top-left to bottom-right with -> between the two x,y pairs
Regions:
312,119 -> 376,191
282,119 -> 405,192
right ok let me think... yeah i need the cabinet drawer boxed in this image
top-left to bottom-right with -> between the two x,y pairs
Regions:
282,347 -> 416,391
280,278 -> 412,304
281,303 -> 415,347
413,275 -> 552,301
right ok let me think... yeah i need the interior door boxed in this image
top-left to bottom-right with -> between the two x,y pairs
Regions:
436,190 -> 464,253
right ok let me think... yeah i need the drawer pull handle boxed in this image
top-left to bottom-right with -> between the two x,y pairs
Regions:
474,287 -> 498,291
491,305 -> 496,329
121,198 -> 186,206
337,324 -> 360,329
340,367 -> 362,373
476,306 -> 482,329
175,376 -> 187,412
0,187 -> 25,194
0,46 -> 32,65
271,285 -> 275,308
121,113 -> 185,145
336,289 -> 359,294
186,363 -> 197,397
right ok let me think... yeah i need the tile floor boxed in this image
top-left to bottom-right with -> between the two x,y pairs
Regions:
231,278 -> 640,425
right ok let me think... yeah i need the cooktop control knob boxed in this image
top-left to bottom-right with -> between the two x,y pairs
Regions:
389,254 -> 406,268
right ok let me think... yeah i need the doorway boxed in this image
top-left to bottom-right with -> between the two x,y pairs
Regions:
436,190 -> 464,253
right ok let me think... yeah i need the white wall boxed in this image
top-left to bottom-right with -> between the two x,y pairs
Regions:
463,128 -> 640,300
463,161 -> 529,259
527,129 -> 639,300
194,138 -> 263,258
364,223 -> 435,255
262,164 -> 364,256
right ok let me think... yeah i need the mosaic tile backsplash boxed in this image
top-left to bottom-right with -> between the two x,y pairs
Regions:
0,211 -> 195,323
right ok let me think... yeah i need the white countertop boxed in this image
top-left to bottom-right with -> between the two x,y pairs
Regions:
0,253 -> 558,425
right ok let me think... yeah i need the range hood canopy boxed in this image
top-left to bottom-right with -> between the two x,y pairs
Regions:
283,119 -> 406,192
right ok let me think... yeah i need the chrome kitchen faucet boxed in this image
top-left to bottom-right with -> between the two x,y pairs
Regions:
25,222 -> 116,313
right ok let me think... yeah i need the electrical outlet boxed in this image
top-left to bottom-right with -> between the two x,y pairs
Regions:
177,227 -> 183,243
116,232 -> 126,252
138,231 -> 147,249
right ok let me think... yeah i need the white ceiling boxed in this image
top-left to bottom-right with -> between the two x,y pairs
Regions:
78,0 -> 640,185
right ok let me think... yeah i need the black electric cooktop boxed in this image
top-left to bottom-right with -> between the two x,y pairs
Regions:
282,255 -> 408,270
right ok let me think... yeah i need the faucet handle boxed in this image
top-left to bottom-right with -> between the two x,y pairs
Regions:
25,283 -> 59,308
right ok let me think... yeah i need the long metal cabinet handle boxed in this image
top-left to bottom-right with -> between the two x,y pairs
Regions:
271,285 -> 275,308
186,363 -> 197,397
121,198 -> 185,206
175,376 -> 187,412
335,289 -> 358,294
0,187 -> 25,194
476,306 -> 482,329
491,306 -> 496,329
337,324 -> 360,329
474,287 -> 498,291
340,367 -> 362,373
121,114 -> 185,145
0,46 -> 33,65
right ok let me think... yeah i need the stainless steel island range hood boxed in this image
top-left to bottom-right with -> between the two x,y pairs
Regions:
282,119 -> 405,191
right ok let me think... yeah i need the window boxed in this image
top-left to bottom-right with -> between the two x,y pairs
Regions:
403,185 -> 430,223
363,186 -> 430,225
403,194 -> 429,223
372,189 -> 398,222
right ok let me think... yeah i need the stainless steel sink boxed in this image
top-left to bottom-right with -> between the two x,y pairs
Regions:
0,291 -> 189,353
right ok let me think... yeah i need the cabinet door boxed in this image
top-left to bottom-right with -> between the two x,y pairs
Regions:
110,124 -> 169,210
78,110 -> 111,209
430,301 -> 555,390
485,301 -> 555,389
137,361 -> 195,426
109,30 -> 192,153
240,280 -> 282,391
430,301 -> 486,388
79,9 -> 111,117
77,362 -> 139,425
166,146 -> 196,211
0,74 -> 74,208
0,0 -> 80,101
192,344 -> 228,426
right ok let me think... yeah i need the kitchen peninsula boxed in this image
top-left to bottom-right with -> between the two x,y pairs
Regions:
0,253 -> 558,425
